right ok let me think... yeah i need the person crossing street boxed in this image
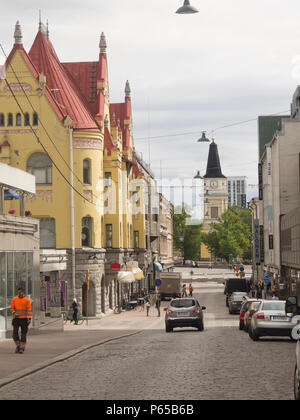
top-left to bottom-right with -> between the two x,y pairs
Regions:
10,287 -> 32,354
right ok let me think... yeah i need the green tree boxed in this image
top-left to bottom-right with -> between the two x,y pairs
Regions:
201,207 -> 252,262
173,204 -> 202,259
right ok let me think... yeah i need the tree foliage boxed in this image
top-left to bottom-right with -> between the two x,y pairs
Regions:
201,206 -> 252,262
173,204 -> 202,260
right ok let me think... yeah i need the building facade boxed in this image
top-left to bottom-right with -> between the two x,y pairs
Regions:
227,176 -> 247,209
201,139 -> 228,259
0,21 -> 162,318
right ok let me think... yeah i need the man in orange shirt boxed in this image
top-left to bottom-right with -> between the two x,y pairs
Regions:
10,287 -> 32,354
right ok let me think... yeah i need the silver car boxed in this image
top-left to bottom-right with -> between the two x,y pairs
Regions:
249,300 -> 298,341
165,298 -> 206,332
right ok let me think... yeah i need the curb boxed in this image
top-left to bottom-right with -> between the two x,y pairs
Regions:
0,330 -> 142,390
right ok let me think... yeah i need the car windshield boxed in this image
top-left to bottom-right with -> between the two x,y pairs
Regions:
171,299 -> 196,308
262,301 -> 285,311
248,302 -> 260,311
232,295 -> 245,301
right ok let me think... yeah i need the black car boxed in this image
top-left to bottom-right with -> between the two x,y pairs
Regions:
225,278 -> 249,307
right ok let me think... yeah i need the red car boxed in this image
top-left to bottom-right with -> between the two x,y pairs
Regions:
239,299 -> 258,330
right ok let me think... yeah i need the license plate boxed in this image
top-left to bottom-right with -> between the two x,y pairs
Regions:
178,312 -> 190,317
271,316 -> 288,321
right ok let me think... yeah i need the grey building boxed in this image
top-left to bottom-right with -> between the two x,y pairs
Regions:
227,177 -> 247,209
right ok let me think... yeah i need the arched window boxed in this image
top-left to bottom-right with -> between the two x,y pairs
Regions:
8,113 -> 13,127
0,114 -> 5,127
16,113 -> 22,127
33,112 -> 38,126
27,152 -> 52,185
83,159 -> 91,184
82,217 -> 92,247
24,113 -> 30,126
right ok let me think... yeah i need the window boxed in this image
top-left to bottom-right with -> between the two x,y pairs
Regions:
83,160 -> 91,184
106,224 -> 113,248
24,113 -> 30,126
16,113 -> 22,126
134,231 -> 139,249
171,299 -> 196,308
40,218 -> 56,248
211,207 -> 219,219
33,112 -> 38,126
27,153 -> 52,185
0,113 -> 4,127
82,217 -> 92,247
104,172 -> 112,187
8,113 -> 13,127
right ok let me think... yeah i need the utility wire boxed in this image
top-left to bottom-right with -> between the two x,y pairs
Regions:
134,110 -> 290,142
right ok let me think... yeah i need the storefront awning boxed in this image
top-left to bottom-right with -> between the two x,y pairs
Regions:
131,267 -> 144,280
117,271 -> 136,284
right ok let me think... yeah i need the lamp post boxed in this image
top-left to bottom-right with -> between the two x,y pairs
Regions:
176,0 -> 199,14
197,131 -> 210,143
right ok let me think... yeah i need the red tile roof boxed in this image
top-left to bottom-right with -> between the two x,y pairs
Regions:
28,31 -> 100,131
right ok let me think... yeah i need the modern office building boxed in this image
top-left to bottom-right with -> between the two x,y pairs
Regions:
227,177 -> 247,209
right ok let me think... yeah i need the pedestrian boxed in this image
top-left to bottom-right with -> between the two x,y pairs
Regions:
272,293 -> 279,300
10,287 -> 32,354
188,283 -> 193,297
155,294 -> 161,317
272,283 -> 278,295
145,296 -> 151,316
182,284 -> 187,297
72,298 -> 79,325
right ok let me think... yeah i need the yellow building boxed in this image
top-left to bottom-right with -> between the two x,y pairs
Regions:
201,139 -> 228,259
0,21 -> 148,316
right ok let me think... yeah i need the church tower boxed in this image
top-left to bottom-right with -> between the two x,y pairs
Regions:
201,138 -> 228,259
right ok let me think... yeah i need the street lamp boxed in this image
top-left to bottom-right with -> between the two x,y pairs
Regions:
197,131 -> 210,143
176,0 -> 199,14
194,171 -> 203,179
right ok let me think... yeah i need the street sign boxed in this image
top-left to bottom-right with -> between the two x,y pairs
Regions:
155,279 -> 162,287
111,263 -> 121,271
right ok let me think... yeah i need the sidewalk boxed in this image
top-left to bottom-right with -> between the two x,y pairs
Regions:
0,303 -> 166,389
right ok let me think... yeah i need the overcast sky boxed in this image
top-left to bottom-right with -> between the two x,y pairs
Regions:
1,0 -> 300,208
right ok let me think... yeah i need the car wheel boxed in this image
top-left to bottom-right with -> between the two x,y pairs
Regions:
294,364 -> 300,401
197,321 -> 204,331
165,324 -> 173,333
251,330 -> 259,341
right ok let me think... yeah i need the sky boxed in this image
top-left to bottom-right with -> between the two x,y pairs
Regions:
1,0 -> 300,213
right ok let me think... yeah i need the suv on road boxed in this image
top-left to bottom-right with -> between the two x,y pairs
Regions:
165,298 -> 206,332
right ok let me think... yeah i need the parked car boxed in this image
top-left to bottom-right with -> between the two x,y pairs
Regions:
249,300 -> 299,341
165,298 -> 206,332
225,278 -> 249,306
243,300 -> 261,332
228,293 -> 249,314
285,296 -> 300,400
239,299 -> 259,330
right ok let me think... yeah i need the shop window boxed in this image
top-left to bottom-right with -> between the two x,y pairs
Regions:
7,113 -> 13,127
0,114 -> 4,127
16,113 -> 22,127
83,159 -> 91,185
106,224 -> 113,248
82,217 -> 92,247
27,152 -> 52,185
40,218 -> 56,248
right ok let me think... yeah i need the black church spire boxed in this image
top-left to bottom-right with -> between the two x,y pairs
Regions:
203,139 -> 226,178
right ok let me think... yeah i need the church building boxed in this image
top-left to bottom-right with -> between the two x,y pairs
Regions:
201,139 -> 228,259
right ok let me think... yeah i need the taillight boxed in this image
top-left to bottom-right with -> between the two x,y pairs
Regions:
195,309 -> 201,314
256,313 -> 265,320
166,310 -> 172,315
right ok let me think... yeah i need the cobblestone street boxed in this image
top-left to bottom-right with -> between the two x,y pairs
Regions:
0,281 -> 296,400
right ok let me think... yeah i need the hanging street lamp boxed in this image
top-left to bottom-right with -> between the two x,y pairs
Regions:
197,131 -> 210,143
176,0 -> 199,14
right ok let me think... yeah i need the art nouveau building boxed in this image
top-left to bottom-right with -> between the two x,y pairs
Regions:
0,21 -> 153,317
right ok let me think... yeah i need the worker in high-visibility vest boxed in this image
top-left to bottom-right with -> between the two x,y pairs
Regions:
10,287 -> 32,354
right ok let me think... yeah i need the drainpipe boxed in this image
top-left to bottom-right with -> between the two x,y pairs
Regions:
69,127 -> 76,300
